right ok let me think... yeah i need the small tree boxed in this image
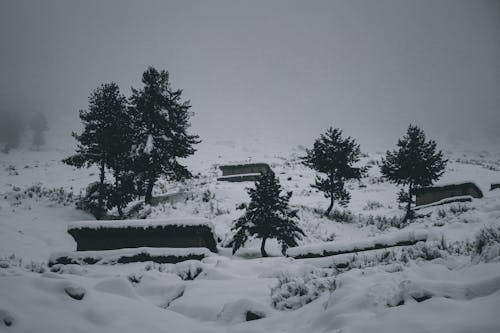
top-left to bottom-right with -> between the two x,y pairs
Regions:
130,66 -> 200,204
232,172 -> 304,257
302,127 -> 364,216
380,125 -> 447,220
64,82 -> 132,219
30,112 -> 49,149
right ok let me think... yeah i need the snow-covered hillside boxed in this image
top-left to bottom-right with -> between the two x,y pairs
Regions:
1,139 -> 499,332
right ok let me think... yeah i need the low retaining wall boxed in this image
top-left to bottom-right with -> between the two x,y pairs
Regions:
49,247 -> 210,266
287,231 -> 428,259
415,182 -> 483,206
67,219 -> 218,252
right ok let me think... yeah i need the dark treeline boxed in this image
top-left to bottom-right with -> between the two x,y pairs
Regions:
0,110 -> 49,152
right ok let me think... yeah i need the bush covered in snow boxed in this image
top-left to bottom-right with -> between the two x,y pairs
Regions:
168,260 -> 204,280
270,269 -> 336,310
363,200 -> 384,210
473,225 -> 500,262
364,214 -> 405,230
4,184 -> 75,207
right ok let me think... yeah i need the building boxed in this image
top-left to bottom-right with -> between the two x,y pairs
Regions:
217,162 -> 273,182
415,182 -> 483,206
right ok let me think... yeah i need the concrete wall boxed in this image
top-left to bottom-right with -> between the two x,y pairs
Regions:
68,225 -> 218,252
220,163 -> 272,176
415,183 -> 483,206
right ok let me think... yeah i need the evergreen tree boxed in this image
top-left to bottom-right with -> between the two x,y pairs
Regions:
380,125 -> 447,220
29,112 -> 49,149
130,66 -> 200,204
302,127 -> 364,216
232,172 -> 304,257
63,82 -> 132,219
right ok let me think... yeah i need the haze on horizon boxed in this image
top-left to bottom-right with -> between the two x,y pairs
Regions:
1,0 -> 499,152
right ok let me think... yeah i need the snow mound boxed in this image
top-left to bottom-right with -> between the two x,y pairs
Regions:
93,278 -> 140,300
217,298 -> 273,324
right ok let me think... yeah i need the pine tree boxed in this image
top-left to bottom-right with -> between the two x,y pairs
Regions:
29,112 -> 49,149
130,66 -> 200,204
302,127 -> 364,216
380,125 -> 447,220
232,172 -> 304,257
63,82 -> 133,219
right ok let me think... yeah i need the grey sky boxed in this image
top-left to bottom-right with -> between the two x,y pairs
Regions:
1,0 -> 499,151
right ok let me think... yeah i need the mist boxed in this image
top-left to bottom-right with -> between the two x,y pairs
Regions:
1,0 -> 499,152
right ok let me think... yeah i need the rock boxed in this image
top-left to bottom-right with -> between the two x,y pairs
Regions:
0,309 -> 15,327
218,299 -> 271,324
246,310 -> 264,321
64,285 -> 86,300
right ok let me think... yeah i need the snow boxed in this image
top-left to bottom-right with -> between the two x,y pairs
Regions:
1,137 -> 500,332
144,134 -> 154,154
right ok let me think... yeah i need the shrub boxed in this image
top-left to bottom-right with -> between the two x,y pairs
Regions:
363,200 -> 384,210
473,226 -> 500,262
364,214 -> 404,230
449,203 -> 471,215
270,269 -> 336,311
76,182 -> 114,219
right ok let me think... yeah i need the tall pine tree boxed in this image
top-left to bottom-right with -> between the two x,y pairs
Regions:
64,82 -> 132,219
380,125 -> 447,220
130,67 -> 200,204
232,172 -> 304,257
302,127 -> 364,216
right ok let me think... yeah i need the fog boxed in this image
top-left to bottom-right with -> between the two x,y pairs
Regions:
1,0 -> 499,151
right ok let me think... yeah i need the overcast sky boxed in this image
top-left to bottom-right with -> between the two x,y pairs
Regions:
1,0 -> 499,151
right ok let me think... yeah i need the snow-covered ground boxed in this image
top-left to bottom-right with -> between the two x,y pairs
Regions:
1,137 -> 499,332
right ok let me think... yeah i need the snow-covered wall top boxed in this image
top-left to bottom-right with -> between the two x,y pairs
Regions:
68,218 -> 215,233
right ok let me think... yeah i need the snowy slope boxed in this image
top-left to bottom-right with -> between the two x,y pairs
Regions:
1,137 -> 499,332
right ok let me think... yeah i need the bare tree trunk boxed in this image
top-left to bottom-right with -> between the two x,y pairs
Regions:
260,238 -> 268,257
144,176 -> 155,205
325,196 -> 334,217
405,183 -> 413,221
97,162 -> 105,220
113,171 -> 124,218
325,174 -> 335,217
